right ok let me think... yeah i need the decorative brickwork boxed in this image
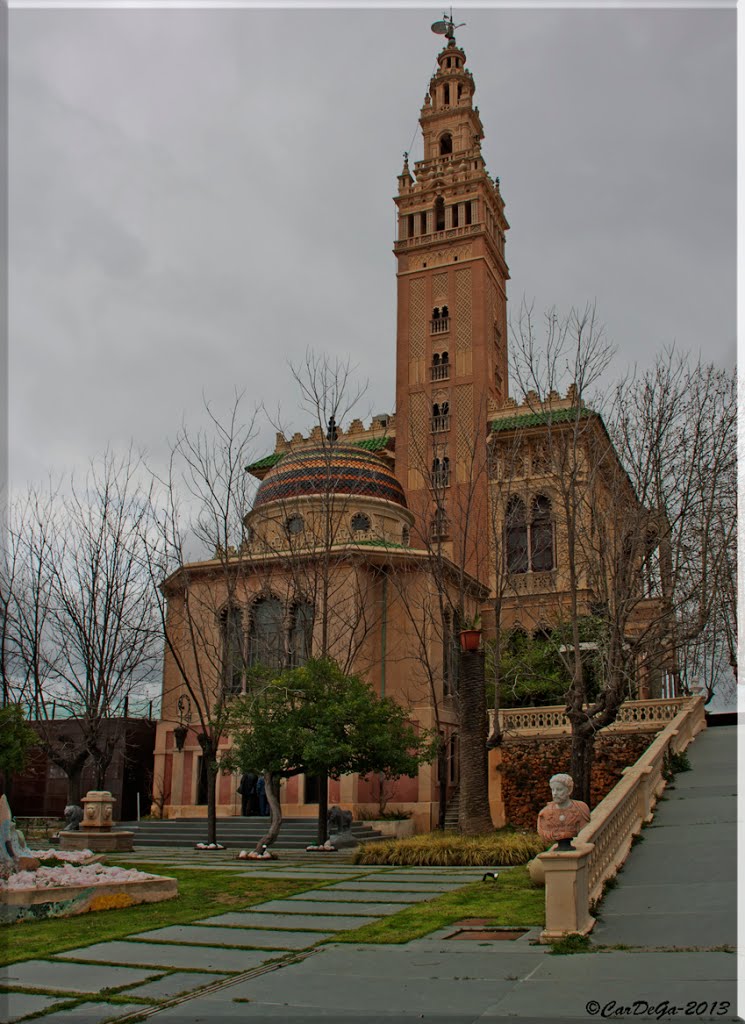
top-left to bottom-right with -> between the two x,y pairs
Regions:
408,391 -> 428,489
454,267 -> 472,378
499,732 -> 653,832
409,278 -> 426,361
454,383 -> 474,482
432,272 -> 449,302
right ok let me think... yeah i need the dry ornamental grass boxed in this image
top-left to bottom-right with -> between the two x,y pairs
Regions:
354,831 -> 544,866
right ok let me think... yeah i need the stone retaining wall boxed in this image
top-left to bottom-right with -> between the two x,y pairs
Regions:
500,733 -> 653,829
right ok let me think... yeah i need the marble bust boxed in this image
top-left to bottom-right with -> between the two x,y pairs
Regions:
537,773 -> 590,844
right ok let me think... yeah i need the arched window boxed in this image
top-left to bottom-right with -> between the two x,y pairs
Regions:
434,196 -> 445,231
432,307 -> 441,320
432,403 -> 440,417
505,496 -> 528,574
439,132 -> 453,156
248,597 -> 284,669
530,494 -> 554,572
221,606 -> 244,694
441,351 -> 449,364
351,512 -> 371,533
289,601 -> 313,668
286,514 -> 304,537
432,352 -> 441,365
443,83 -> 450,105
507,626 -> 529,655
441,305 -> 449,318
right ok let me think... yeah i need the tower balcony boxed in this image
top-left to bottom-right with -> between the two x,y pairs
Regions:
430,362 -> 450,381
394,222 -> 480,252
431,414 -> 451,433
430,317 -> 450,335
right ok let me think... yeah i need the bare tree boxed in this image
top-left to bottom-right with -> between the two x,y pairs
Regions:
509,304 -> 736,801
3,451 -> 158,802
144,393 -> 259,846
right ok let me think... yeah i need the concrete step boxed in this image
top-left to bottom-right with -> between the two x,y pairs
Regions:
118,818 -> 383,849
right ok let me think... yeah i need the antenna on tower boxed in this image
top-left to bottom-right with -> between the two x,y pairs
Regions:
431,9 -> 465,43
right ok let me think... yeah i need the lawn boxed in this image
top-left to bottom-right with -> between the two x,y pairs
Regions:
3,864 -> 313,967
331,866 -> 544,945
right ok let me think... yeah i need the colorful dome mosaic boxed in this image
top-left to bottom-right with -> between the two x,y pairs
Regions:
253,444 -> 407,511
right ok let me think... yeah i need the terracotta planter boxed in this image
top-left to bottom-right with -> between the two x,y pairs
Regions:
459,629 -> 482,652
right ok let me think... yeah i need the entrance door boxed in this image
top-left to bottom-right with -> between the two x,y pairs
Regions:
304,774 -> 320,804
196,757 -> 208,805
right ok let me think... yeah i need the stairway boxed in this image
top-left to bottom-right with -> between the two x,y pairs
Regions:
118,816 -> 383,850
443,789 -> 459,830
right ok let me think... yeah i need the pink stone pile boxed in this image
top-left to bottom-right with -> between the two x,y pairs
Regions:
2,863 -> 157,891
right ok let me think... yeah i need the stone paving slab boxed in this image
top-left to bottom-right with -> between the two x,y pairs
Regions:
264,943 -> 548,979
148,999 -> 486,1021
361,873 -> 486,884
132,925 -> 331,949
122,970 -> 225,1000
319,881 -> 461,892
2,991 -> 70,1022
288,888 -> 428,903
597,880 -> 735,915
255,899 -> 405,916
211,970 -> 515,1015
614,850 -> 737,884
23,1001 -> 150,1023
55,941 -> 275,973
481,978 -> 737,1020
198,911 -> 381,931
3,960 -> 161,994
592,911 -> 736,949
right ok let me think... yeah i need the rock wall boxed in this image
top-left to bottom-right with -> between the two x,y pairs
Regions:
500,732 -> 654,831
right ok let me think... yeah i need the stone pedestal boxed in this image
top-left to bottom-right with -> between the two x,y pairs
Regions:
59,830 -> 134,853
60,790 -> 134,851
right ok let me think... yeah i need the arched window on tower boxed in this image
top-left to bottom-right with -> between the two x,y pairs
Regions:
443,83 -> 450,105
530,495 -> 554,572
434,196 -> 445,231
248,597 -> 284,669
505,496 -> 528,574
289,600 -> 313,668
221,606 -> 244,695
439,132 -> 453,156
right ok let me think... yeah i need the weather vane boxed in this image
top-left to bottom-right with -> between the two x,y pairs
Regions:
431,9 -> 465,44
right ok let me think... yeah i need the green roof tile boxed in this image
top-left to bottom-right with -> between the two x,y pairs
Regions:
488,406 -> 592,433
247,436 -> 393,473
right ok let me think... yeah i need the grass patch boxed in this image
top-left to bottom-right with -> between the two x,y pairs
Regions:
354,830 -> 544,867
548,933 -> 592,955
331,866 -> 543,944
2,864 -> 312,967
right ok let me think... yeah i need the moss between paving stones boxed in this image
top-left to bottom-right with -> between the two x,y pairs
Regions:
2,866 -> 313,967
331,867 -> 544,944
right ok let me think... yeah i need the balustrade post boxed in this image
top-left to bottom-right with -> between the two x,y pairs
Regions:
539,842 -> 595,941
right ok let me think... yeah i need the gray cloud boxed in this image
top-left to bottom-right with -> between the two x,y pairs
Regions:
9,7 -> 735,488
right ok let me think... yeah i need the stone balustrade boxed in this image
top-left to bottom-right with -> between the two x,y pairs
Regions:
492,696 -> 692,738
538,695 -> 706,941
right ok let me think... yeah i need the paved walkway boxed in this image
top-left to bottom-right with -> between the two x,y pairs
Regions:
3,727 -> 739,1022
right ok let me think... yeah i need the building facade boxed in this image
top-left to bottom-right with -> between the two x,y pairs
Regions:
152,26 -> 672,828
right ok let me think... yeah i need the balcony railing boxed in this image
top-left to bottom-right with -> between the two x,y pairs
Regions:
430,317 -> 450,334
430,363 -> 450,381
431,414 -> 450,433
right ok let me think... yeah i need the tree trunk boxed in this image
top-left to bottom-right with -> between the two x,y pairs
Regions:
569,724 -> 594,806
67,764 -> 84,806
206,761 -> 218,845
437,741 -> 447,830
457,650 -> 493,834
316,769 -> 329,845
253,770 -> 283,853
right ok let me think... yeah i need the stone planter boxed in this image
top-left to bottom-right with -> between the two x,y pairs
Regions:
1,875 -> 178,925
367,819 -> 415,839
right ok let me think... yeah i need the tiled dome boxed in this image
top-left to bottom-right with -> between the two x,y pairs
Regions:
253,444 -> 406,511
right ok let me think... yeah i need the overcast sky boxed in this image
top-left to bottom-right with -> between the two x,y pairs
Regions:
9,4 -> 736,489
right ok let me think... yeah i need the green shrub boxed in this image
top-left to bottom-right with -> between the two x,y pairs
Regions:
353,830 -> 544,866
548,932 -> 592,955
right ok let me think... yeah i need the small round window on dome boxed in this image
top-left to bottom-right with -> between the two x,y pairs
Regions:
351,512 -> 371,534
402,525 -> 410,547
286,514 -> 305,536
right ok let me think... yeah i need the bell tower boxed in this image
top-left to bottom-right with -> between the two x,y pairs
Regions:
393,20 -> 509,578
